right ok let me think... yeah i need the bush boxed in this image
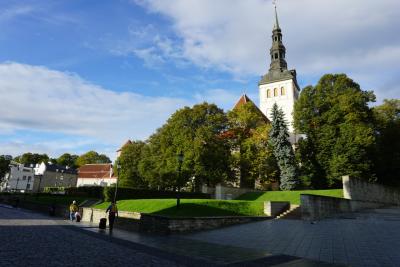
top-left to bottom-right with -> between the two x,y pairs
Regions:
65,186 -> 104,199
43,187 -> 65,194
103,186 -> 211,202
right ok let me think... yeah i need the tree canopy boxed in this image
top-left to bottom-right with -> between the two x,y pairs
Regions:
294,74 -> 376,187
57,153 -> 79,168
117,141 -> 147,188
75,151 -> 111,167
372,99 -> 400,186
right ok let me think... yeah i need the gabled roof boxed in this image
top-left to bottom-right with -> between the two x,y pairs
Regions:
233,94 -> 270,123
45,162 -> 77,174
116,140 -> 132,152
78,163 -> 114,179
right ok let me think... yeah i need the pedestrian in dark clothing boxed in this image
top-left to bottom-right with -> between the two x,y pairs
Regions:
106,202 -> 118,233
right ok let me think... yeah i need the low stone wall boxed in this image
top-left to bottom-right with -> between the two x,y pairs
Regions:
301,194 -> 386,221
264,201 -> 290,217
81,207 -> 270,234
215,184 -> 257,200
343,176 -> 400,205
139,214 -> 270,234
81,208 -> 141,231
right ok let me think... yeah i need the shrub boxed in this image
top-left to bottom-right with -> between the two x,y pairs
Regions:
103,186 -> 211,202
65,186 -> 104,199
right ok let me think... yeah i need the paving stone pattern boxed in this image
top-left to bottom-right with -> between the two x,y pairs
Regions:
186,207 -> 400,267
0,206 -> 185,267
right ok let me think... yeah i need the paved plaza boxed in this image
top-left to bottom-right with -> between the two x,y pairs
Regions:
185,207 -> 400,266
2,205 -> 399,266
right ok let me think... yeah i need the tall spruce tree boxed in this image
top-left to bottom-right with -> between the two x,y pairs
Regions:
269,103 -> 299,190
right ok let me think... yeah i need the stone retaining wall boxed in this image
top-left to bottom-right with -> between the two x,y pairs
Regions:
264,201 -> 290,217
301,194 -> 386,221
80,207 -> 270,234
343,176 -> 400,205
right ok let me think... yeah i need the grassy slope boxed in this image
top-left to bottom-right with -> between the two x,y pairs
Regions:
90,189 -> 343,217
94,199 -> 264,217
236,189 -> 343,205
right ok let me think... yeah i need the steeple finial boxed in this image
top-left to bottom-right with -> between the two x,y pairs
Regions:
273,0 -> 280,30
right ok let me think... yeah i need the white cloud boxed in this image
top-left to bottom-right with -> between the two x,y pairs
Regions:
134,0 -> 400,99
0,62 -> 189,143
0,62 -> 242,158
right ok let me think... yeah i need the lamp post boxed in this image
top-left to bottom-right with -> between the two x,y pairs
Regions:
176,151 -> 184,208
113,164 -> 121,203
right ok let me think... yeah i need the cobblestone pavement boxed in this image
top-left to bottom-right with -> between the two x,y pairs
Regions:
0,205 -> 338,267
185,207 -> 400,267
0,206 -> 192,267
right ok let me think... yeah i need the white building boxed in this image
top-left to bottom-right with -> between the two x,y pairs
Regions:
0,162 -> 35,192
258,5 -> 300,141
77,163 -> 116,187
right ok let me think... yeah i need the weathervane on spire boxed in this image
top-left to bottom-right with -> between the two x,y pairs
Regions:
272,0 -> 280,30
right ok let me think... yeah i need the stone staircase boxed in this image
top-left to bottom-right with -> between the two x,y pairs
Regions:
275,204 -> 301,220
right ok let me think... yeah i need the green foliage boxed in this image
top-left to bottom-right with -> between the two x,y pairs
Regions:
75,151 -> 111,167
294,74 -> 376,187
116,141 -> 147,188
269,103 -> 299,190
94,199 -> 264,217
16,153 -> 49,165
139,102 -> 231,190
0,155 -> 12,180
227,102 -> 278,188
372,99 -> 400,186
65,186 -> 104,198
57,153 -> 79,168
237,189 -> 343,205
103,186 -> 210,202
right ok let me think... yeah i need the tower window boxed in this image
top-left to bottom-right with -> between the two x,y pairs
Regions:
274,88 -> 278,97
281,87 -> 286,95
267,89 -> 271,98
274,53 -> 278,59
274,36 -> 278,41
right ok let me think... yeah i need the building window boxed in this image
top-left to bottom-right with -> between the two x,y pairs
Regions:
26,184 -> 30,189
23,176 -> 26,180
274,88 -> 278,97
281,87 -> 286,95
267,89 -> 271,98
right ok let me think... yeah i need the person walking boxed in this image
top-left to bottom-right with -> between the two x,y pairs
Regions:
69,200 -> 78,221
106,201 -> 118,233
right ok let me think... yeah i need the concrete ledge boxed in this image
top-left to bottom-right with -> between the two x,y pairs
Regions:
264,201 -> 290,217
343,175 -> 400,205
301,194 -> 386,221
81,207 -> 270,234
139,214 -> 270,234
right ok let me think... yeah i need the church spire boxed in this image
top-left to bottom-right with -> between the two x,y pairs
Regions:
273,3 -> 280,30
269,2 -> 287,72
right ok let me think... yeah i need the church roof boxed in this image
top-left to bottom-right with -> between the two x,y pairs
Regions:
233,94 -> 270,123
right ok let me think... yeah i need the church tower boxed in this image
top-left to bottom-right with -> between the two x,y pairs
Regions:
258,4 -> 300,134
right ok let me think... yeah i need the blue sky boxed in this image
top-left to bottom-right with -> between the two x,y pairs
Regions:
1,0 -> 399,161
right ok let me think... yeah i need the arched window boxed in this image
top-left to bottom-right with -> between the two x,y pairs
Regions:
281,87 -> 285,95
274,88 -> 278,97
267,89 -> 271,98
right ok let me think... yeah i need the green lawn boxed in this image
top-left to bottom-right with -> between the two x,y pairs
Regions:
93,189 -> 343,217
94,199 -> 264,217
236,189 -> 343,205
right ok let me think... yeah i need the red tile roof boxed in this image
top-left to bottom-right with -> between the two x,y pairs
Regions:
78,164 -> 114,179
233,94 -> 270,123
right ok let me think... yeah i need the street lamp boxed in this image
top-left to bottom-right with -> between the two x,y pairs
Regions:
176,151 -> 184,208
113,164 -> 121,203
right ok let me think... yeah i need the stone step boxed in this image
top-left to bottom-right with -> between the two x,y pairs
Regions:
276,205 -> 301,220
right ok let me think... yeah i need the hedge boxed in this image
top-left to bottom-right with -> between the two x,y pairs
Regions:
103,186 -> 211,202
65,186 -> 104,198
